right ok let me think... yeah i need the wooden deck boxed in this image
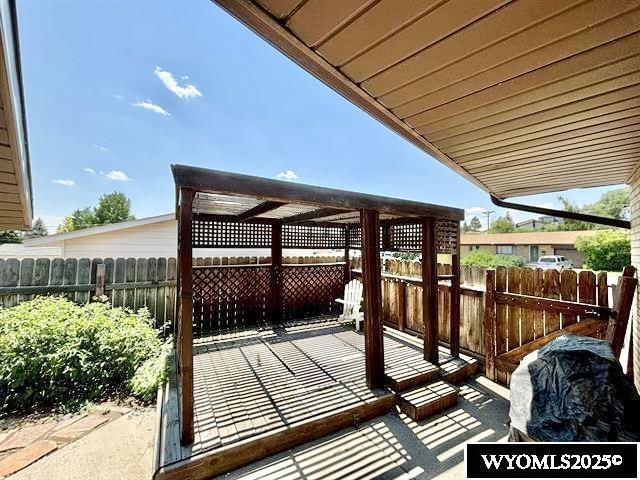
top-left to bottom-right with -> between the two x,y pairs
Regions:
153,317 -> 477,480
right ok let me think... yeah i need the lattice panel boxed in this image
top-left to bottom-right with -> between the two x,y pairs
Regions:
192,266 -> 271,332
192,219 -> 271,248
281,264 -> 344,320
282,224 -> 345,249
348,226 -> 361,249
390,223 -> 422,251
436,220 -> 459,254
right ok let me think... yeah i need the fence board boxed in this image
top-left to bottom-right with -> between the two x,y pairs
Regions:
135,258 -> 147,311
533,268 -> 544,339
113,258 -> 125,307
507,266 -> 521,351
560,269 -> 577,327
520,268 -> 535,345
543,269 -> 561,335
146,258 -> 158,320
75,258 -> 91,304
494,267 -> 508,356
125,258 -> 137,309
19,258 -> 34,303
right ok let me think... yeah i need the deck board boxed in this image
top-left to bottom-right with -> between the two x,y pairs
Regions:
155,317 -> 472,478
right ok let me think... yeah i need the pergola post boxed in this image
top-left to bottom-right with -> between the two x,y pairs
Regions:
422,218 -> 439,364
361,209 -> 384,388
450,222 -> 461,357
271,221 -> 283,321
343,225 -> 350,285
177,187 -> 194,444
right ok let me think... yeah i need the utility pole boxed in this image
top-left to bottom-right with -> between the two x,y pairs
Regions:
483,210 -> 495,232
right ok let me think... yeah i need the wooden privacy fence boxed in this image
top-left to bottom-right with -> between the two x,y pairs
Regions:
351,258 -> 486,355
0,255 -> 344,334
483,265 -> 637,385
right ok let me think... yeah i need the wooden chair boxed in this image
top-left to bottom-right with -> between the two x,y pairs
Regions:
485,266 -> 637,381
336,279 -> 364,330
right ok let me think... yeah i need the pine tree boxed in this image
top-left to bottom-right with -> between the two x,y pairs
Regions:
468,216 -> 482,232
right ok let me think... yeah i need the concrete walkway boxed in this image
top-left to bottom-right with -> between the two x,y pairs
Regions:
10,409 -> 155,480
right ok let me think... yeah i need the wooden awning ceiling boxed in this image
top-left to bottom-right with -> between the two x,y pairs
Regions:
213,0 -> 640,198
0,2 -> 32,229
173,164 -> 464,224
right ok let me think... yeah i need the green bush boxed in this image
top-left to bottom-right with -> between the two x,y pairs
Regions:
461,250 -> 526,268
0,296 -> 166,413
575,230 -> 630,272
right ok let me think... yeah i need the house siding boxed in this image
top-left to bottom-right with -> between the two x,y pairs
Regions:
628,167 -> 640,392
60,219 -> 179,258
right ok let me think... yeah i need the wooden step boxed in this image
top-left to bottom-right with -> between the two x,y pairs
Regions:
439,354 -> 479,384
384,362 -> 440,392
397,381 -> 458,421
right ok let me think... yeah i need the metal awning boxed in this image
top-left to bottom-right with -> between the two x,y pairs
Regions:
212,0 -> 640,198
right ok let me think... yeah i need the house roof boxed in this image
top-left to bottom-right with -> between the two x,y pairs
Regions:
211,0 -> 640,199
461,229 -> 603,246
0,1 -> 32,229
23,213 -> 175,246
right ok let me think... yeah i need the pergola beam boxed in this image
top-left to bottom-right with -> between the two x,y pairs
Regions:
283,207 -> 348,223
237,201 -> 287,221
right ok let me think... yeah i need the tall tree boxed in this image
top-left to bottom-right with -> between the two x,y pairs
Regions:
58,208 -> 96,233
462,221 -> 469,233
585,187 -> 629,220
93,192 -> 135,225
468,216 -> 482,232
57,192 -> 135,233
489,212 -> 516,233
27,217 -> 48,237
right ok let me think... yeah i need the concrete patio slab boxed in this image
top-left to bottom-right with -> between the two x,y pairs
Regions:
9,409 -> 155,480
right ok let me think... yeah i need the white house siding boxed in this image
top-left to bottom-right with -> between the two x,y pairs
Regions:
628,167 -> 640,392
59,219 -> 179,258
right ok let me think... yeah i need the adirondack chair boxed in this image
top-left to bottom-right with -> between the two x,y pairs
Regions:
336,279 -> 364,330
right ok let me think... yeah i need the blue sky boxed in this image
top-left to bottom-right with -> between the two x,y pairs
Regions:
17,0 -> 620,233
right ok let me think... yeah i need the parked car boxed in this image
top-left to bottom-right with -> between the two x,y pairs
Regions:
536,255 -> 573,270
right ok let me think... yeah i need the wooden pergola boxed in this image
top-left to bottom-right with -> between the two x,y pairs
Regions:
172,164 -> 464,444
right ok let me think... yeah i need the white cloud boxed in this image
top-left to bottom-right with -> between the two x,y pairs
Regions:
52,179 -> 75,187
84,168 -> 96,175
114,94 -> 122,100
93,144 -> 108,152
103,170 -> 131,182
276,170 -> 298,181
464,206 -> 485,217
131,100 -> 171,116
154,66 -> 202,99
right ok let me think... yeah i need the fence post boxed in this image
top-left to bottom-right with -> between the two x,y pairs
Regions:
95,263 -> 106,297
484,269 -> 497,381
397,280 -> 406,332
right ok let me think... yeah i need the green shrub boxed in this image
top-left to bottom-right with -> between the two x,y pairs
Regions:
575,230 -> 630,272
461,250 -> 526,268
129,340 -> 172,402
0,296 -> 164,413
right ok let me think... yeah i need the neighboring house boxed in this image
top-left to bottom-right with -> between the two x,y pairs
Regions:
22,214 -> 183,258
515,215 -> 564,230
0,243 -> 61,259
0,1 -> 33,230
21,214 -> 332,259
461,230 -> 602,266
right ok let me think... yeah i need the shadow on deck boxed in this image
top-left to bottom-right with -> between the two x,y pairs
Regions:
153,317 -> 494,480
